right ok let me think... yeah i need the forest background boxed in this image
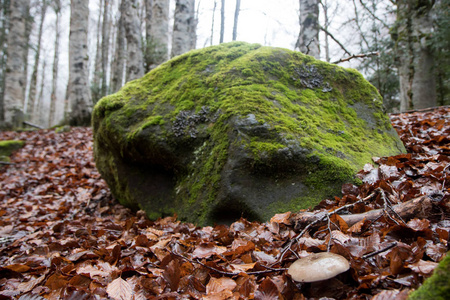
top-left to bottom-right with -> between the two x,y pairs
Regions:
0,0 -> 449,130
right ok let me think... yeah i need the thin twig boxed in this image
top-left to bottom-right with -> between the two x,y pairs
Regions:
320,25 -> 352,56
332,52 -> 379,64
305,38 -> 315,55
358,0 -> 389,29
170,250 -> 286,277
0,161 -> 15,165
362,242 -> 397,259
379,188 -> 406,225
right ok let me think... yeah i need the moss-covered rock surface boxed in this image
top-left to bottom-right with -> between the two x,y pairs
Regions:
408,252 -> 450,300
0,140 -> 25,162
93,42 -> 405,225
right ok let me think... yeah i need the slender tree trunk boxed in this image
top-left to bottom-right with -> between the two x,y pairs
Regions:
2,0 -> 29,129
210,0 -> 216,46
232,0 -> 240,41
296,0 -> 320,59
49,0 -> 61,127
189,0 -> 197,49
92,0 -> 103,103
123,0 -> 144,81
321,0 -> 330,62
27,1 -> 48,122
171,0 -> 195,58
145,0 -> 152,43
395,0 -> 436,111
150,0 -> 169,67
22,1 -> 32,108
36,57 -> 46,126
101,0 -> 110,96
111,0 -> 126,92
67,0 -> 92,126
0,0 -> 11,121
219,0 -> 225,43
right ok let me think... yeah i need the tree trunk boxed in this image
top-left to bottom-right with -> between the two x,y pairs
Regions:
111,0 -> 126,93
67,0 -> 92,126
219,0 -> 225,43
0,0 -> 12,121
49,0 -> 61,127
150,0 -> 169,68
123,0 -> 144,81
321,0 -> 330,62
296,0 -> 320,59
101,0 -> 110,96
396,0 -> 437,111
171,0 -> 195,58
232,0 -> 240,41
27,1 -> 47,122
22,1 -> 32,108
145,0 -> 152,43
36,57 -> 46,126
2,0 -> 29,129
189,0 -> 197,49
92,0 -> 103,103
210,0 -> 217,46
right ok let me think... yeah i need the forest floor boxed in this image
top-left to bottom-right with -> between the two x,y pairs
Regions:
0,107 -> 449,300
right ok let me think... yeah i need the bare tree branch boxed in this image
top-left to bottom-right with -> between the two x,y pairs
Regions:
332,51 -> 379,64
319,25 -> 352,56
359,0 -> 389,29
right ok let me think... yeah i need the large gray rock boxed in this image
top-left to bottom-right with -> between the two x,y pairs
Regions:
93,42 -> 405,225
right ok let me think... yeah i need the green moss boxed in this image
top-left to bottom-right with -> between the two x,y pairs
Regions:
409,253 -> 450,300
0,140 -> 25,160
93,41 -> 405,225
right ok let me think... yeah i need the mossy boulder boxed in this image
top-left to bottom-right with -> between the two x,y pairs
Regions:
0,140 -> 25,162
408,252 -> 450,300
93,42 -> 405,225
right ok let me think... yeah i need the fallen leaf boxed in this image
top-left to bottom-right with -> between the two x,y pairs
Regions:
106,277 -> 133,300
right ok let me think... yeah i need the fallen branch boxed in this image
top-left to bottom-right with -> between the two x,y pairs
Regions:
23,121 -> 45,129
291,195 -> 432,229
170,250 -> 286,277
0,161 -> 15,165
362,242 -> 397,259
332,52 -> 379,64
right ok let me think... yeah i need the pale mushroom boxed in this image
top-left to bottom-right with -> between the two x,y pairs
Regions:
287,252 -> 350,282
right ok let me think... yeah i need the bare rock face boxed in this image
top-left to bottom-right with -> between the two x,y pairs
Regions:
93,42 -> 405,225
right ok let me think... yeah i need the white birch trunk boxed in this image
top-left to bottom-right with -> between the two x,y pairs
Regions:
67,0 -> 92,126
150,0 -> 169,66
171,0 -> 195,58
123,0 -> 144,81
297,0 -> 320,59
2,0 -> 29,129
